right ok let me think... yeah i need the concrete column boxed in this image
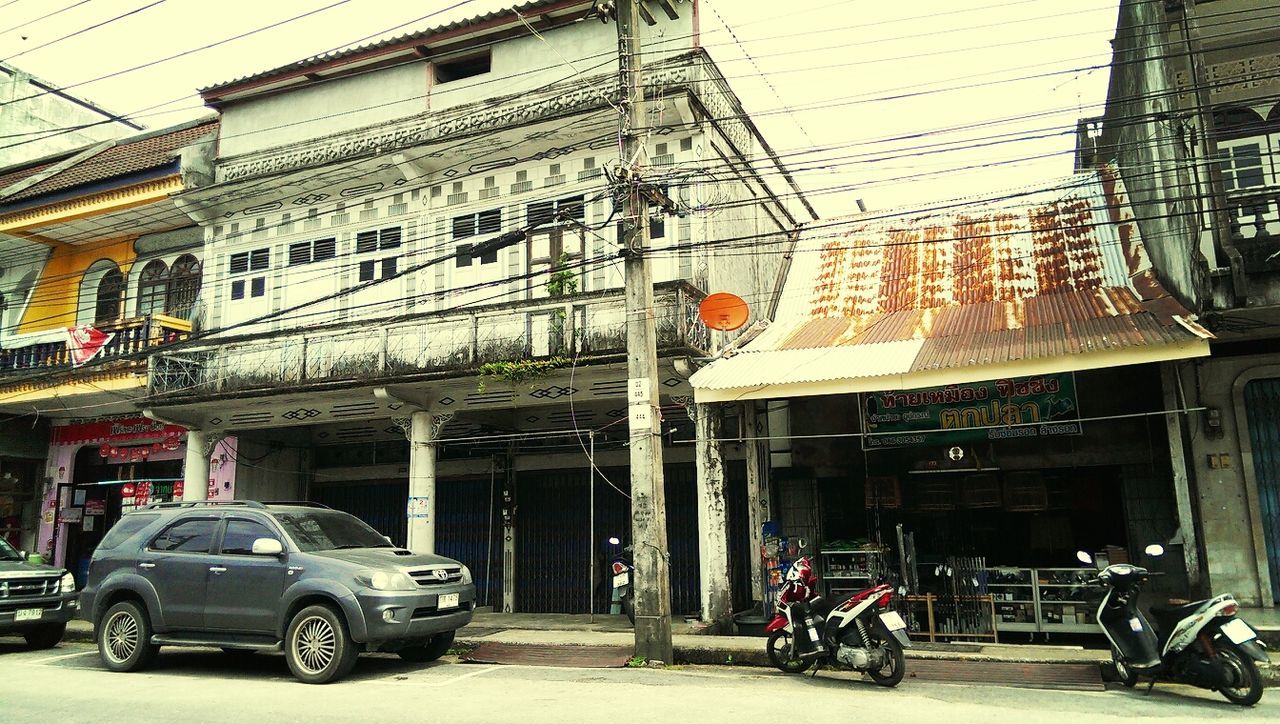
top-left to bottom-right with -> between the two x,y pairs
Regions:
741,401 -> 769,605
694,403 -> 731,626
182,430 -> 212,502
1160,363 -> 1202,591
501,445 -> 517,613
408,410 -> 439,553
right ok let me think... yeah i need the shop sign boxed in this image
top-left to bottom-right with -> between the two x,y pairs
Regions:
98,435 -> 182,462
59,508 -> 84,524
52,415 -> 185,446
860,373 -> 1081,449
84,499 -> 106,516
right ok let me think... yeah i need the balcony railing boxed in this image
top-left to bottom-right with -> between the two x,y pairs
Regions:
0,314 -> 192,377
148,281 -> 711,400
1226,188 -> 1280,273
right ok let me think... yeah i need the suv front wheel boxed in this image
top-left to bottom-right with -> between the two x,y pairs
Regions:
98,601 -> 159,672
285,604 -> 359,684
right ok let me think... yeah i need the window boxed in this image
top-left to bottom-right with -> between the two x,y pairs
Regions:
136,260 -> 169,316
480,247 -> 498,265
1217,143 -> 1266,192
359,260 -> 376,281
231,280 -> 245,300
250,277 -> 266,297
219,519 -> 279,556
434,51 -> 491,83
453,209 -> 501,240
314,238 -> 337,261
381,257 -> 397,278
289,242 -> 312,266
356,227 -> 401,253
166,254 -> 201,320
527,196 -> 585,226
230,248 -> 270,274
456,244 -> 474,268
149,517 -> 217,553
96,513 -> 159,551
94,268 -> 124,324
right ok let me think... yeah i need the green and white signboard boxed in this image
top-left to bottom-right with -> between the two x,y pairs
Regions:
860,373 -> 1081,449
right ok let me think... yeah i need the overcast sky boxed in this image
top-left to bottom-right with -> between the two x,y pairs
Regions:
0,0 -> 1119,215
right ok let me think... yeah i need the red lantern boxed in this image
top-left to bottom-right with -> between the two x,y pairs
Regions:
99,443 -> 111,458
121,483 -> 135,497
173,481 -> 184,498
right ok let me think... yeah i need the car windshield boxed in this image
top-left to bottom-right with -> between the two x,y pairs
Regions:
0,537 -> 22,561
270,509 -> 392,553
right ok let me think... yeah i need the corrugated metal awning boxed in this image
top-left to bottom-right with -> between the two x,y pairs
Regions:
692,167 -> 1212,403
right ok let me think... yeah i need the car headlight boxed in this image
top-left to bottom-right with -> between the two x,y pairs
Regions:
59,572 -> 76,594
460,565 -> 472,585
357,570 -> 416,591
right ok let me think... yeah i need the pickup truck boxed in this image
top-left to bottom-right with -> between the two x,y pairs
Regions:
0,536 -> 78,649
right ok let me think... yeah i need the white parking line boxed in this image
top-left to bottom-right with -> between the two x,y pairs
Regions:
27,649 -> 98,665
368,664 -> 501,687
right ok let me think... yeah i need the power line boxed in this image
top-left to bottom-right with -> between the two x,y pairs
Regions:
0,0 -> 168,63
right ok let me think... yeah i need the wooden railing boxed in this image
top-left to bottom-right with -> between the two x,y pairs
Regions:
1226,189 -> 1280,273
0,314 -> 192,375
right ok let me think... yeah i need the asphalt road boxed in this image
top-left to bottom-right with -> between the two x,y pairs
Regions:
0,638 -> 1276,723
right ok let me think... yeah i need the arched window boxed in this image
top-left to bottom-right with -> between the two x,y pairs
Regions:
165,254 -> 201,320
136,259 -> 169,317
94,269 -> 124,324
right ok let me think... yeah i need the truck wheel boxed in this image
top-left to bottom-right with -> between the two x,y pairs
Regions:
24,623 -> 66,650
397,631 -> 455,663
285,604 -> 359,684
98,601 -> 159,672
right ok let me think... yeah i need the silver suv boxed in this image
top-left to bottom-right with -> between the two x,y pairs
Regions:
79,501 -> 475,683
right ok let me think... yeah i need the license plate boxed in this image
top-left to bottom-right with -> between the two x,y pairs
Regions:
612,572 -> 629,588
14,608 -> 42,622
438,593 -> 459,610
879,611 -> 907,631
1221,618 -> 1256,644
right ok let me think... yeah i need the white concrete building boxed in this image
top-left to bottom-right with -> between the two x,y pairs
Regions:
144,1 -> 815,622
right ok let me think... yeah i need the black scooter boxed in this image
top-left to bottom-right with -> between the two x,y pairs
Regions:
1080,544 -> 1268,707
605,536 -> 635,625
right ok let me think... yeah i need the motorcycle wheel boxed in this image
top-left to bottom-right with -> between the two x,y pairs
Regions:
1215,640 -> 1263,707
766,630 -> 812,674
1111,648 -> 1137,688
621,592 -> 636,626
867,638 -> 905,687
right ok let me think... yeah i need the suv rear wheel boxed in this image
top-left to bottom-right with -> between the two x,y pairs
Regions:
98,601 -> 159,672
397,631 -> 454,663
285,604 -> 359,684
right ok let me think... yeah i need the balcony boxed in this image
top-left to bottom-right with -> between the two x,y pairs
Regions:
0,314 -> 192,381
1227,188 -> 1280,273
147,281 -> 711,400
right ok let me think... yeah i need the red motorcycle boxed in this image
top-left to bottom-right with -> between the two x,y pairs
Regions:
764,555 -> 909,686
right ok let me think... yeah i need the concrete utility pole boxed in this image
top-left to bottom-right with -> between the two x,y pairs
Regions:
615,0 -> 674,663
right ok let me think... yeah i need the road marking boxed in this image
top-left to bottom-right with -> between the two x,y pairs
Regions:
28,649 -> 98,665
370,665 -> 501,687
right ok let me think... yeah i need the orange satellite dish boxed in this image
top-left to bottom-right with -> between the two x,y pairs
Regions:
698,292 -> 750,331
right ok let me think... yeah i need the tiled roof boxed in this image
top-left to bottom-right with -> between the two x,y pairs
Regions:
690,166 -> 1212,401
0,119 -> 218,204
200,0 -> 585,96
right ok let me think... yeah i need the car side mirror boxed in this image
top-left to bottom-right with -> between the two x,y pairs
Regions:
19,550 -> 28,562
251,538 -> 284,556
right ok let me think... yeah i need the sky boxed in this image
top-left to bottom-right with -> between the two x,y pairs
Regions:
0,0 -> 1120,216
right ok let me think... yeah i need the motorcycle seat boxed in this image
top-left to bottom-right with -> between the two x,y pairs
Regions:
1150,600 -> 1207,622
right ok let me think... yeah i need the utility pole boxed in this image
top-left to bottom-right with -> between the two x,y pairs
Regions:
614,0 -> 674,663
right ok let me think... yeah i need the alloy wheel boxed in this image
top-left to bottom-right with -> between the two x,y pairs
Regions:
294,615 -> 337,674
104,611 -> 139,664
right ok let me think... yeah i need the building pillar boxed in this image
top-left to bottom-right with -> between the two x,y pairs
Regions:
501,444 -> 517,613
182,430 -> 215,502
741,401 -> 769,605
1161,363 -> 1202,591
407,410 -> 450,553
694,402 -> 731,626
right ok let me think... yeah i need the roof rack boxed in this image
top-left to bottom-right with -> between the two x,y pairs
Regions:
260,501 -> 332,509
141,501 -> 267,511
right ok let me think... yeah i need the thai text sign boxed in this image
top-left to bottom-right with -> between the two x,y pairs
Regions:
860,374 -> 1081,449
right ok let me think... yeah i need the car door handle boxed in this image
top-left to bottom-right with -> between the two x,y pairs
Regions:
138,562 -> 156,569
209,566 -> 227,574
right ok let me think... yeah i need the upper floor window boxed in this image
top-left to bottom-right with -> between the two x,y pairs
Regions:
355,227 -> 401,254
1217,142 -> 1266,192
527,196 -> 585,227
434,51 -> 490,84
136,259 -> 169,317
289,238 -> 337,266
229,248 -> 269,274
94,268 -> 125,325
166,254 -> 202,321
452,208 -> 502,263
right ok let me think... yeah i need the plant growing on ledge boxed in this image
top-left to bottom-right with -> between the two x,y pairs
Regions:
545,252 -> 578,297
476,357 -> 569,393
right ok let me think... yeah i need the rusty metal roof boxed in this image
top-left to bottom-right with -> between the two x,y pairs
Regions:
691,166 -> 1212,401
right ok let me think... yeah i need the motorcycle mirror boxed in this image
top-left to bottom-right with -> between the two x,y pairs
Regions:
607,537 -> 620,545
1143,543 -> 1165,558
1075,550 -> 1093,565
796,538 -> 807,550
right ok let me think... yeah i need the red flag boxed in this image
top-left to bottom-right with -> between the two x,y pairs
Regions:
65,325 -> 115,367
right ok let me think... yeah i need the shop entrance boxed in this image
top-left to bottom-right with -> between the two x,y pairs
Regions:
60,447 -> 181,585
